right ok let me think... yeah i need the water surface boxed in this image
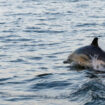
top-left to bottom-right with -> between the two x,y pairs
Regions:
0,0 -> 105,105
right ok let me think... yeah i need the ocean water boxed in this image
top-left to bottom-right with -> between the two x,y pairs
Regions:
1,0 -> 105,105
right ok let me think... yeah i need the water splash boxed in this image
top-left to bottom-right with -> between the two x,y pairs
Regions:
91,55 -> 105,71
70,55 -> 105,71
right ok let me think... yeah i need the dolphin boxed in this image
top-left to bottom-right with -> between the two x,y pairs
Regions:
64,37 -> 105,68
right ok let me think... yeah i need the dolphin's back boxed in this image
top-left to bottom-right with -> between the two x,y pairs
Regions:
75,45 -> 105,61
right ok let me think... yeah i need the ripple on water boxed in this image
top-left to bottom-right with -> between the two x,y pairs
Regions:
31,80 -> 70,90
24,29 -> 65,34
0,22 -> 5,24
46,55 -> 57,58
70,79 -> 105,105
0,77 -> 11,82
38,67 -> 48,70
76,23 -> 98,27
5,38 -> 32,42
29,56 -> 42,61
10,59 -> 25,63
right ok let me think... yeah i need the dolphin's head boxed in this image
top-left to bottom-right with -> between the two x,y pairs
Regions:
63,37 -> 105,67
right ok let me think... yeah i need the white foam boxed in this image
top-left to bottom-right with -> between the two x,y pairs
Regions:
91,55 -> 105,71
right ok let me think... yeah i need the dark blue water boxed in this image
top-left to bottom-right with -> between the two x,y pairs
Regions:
1,0 -> 105,105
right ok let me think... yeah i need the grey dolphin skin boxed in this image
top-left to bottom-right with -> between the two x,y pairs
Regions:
64,37 -> 105,67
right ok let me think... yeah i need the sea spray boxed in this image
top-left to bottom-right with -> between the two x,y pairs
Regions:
91,55 -> 105,71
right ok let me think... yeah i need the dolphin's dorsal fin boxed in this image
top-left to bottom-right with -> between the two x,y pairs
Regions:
91,37 -> 98,47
